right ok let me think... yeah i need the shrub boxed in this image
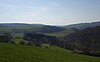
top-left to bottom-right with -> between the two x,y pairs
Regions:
19,40 -> 25,45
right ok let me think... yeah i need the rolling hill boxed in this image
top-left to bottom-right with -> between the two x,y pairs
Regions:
0,23 -> 74,36
65,22 -> 100,30
0,23 -> 45,27
0,22 -> 100,62
64,26 -> 100,56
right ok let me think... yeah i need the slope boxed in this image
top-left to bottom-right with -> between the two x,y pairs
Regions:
0,43 -> 100,62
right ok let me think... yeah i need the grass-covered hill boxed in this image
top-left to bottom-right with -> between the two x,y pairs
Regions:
64,22 -> 100,30
64,26 -> 100,56
0,42 -> 100,62
0,23 -> 74,36
0,22 -> 100,62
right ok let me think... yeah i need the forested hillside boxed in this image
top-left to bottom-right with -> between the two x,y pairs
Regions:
64,26 -> 100,56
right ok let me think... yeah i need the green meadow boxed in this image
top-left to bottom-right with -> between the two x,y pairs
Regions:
0,43 -> 99,62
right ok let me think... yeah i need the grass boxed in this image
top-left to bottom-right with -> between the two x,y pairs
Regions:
44,28 -> 74,37
0,42 -> 99,62
0,26 -> 74,37
0,26 -> 44,32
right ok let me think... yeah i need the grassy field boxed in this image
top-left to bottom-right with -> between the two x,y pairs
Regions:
0,26 -> 44,32
0,26 -> 74,37
0,42 -> 100,62
44,28 -> 74,37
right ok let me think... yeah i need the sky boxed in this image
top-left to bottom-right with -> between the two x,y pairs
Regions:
0,0 -> 100,25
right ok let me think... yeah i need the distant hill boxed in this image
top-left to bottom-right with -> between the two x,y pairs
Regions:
0,23 -> 45,27
64,22 -> 100,30
38,26 -> 64,33
0,23 -> 72,36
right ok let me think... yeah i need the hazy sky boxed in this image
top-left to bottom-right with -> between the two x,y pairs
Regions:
0,0 -> 100,25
